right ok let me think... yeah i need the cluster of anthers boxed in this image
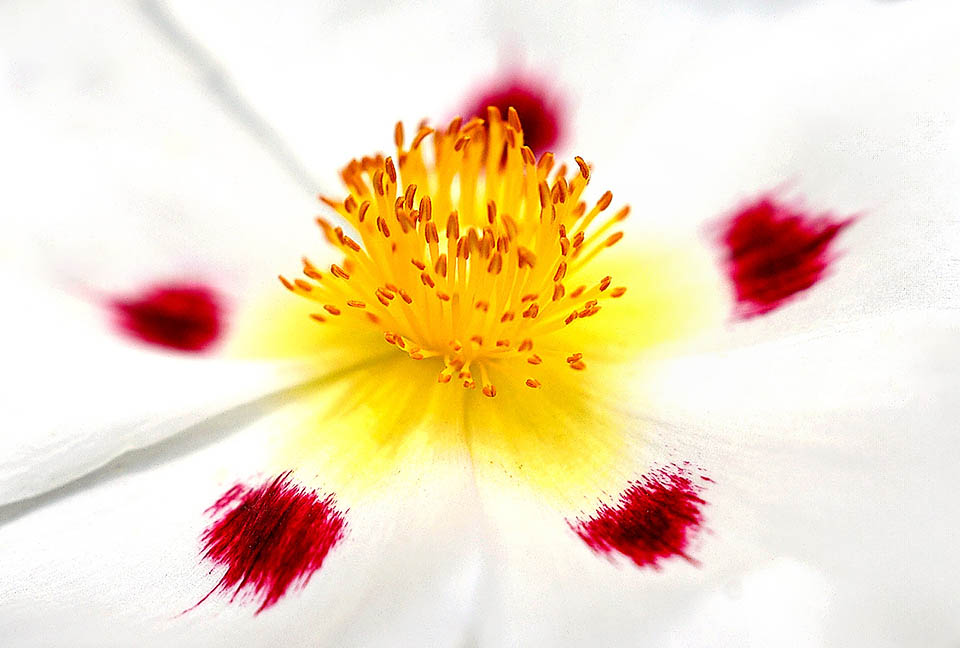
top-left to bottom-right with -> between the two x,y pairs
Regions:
280,107 -> 628,397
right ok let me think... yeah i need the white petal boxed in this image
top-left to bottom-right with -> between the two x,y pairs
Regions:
1,0 -> 319,290
0,274 -> 332,507
597,2 -> 960,338
473,311 -> 960,646
0,387 -> 482,647
0,0 -> 343,505
161,0 -> 498,183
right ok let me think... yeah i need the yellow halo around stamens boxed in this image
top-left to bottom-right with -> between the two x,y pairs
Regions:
233,239 -> 723,507
229,110 -> 725,506
279,108 -> 630,396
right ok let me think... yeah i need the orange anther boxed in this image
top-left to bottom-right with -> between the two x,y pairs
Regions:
446,212 -> 460,240
404,184 -> 417,210
575,156 -> 590,179
424,221 -> 439,244
385,157 -> 397,184
394,121 -> 404,148
605,232 -> 624,247
553,262 -> 567,282
419,195 -> 432,221
412,127 -> 432,149
597,191 -> 613,211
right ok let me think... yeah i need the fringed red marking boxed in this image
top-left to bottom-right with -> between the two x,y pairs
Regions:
111,283 -> 223,351
197,473 -> 347,614
464,78 -> 564,154
571,465 -> 707,569
721,196 -> 854,319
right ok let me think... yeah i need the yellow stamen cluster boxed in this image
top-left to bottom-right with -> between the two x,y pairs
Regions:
280,107 -> 628,396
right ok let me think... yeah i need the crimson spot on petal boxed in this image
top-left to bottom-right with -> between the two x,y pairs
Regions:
721,196 -> 854,319
197,473 -> 347,614
571,466 -> 707,569
464,78 -> 564,154
111,283 -> 223,351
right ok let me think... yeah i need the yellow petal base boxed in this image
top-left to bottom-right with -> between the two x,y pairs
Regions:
228,110 -> 725,507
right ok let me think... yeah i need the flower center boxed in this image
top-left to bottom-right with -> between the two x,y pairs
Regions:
280,107 -> 628,396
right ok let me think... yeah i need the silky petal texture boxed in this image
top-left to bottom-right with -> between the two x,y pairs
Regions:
473,311 -> 960,647
0,396 -> 483,648
0,275 -> 337,507
161,0 -> 499,187
0,0 -> 318,288
0,0 -> 328,503
593,2 -> 960,343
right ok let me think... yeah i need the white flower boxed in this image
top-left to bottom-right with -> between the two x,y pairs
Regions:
1,1 -> 957,646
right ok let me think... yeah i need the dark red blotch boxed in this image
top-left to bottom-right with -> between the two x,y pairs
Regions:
571,466 -> 706,569
112,283 -> 223,352
464,79 -> 564,154
722,196 -> 854,319
198,473 -> 347,614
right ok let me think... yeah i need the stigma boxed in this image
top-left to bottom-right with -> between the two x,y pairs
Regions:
280,107 -> 628,396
